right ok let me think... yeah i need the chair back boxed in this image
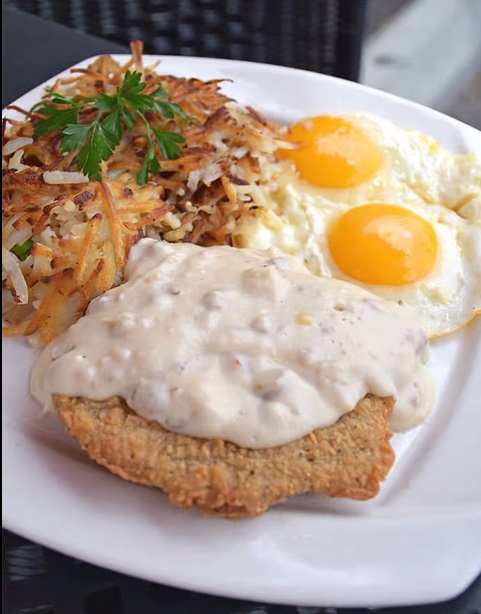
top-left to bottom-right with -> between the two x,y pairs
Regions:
5,0 -> 368,80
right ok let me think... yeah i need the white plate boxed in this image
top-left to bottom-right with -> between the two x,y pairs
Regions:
2,55 -> 481,608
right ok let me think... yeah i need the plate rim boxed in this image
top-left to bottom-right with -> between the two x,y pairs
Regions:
4,53 -> 481,141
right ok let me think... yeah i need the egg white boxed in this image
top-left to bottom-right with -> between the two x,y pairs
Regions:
236,113 -> 481,337
281,112 -> 481,218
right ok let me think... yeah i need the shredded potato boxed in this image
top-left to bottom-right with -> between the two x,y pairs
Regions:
2,42 -> 288,345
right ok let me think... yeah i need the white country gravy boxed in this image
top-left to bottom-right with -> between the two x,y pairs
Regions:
31,238 -> 435,448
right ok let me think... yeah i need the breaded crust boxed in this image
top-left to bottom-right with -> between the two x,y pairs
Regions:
53,394 -> 395,519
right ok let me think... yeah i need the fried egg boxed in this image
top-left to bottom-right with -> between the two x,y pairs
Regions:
237,112 -> 481,337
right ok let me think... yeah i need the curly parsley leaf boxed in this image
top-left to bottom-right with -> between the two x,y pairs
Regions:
33,106 -> 79,139
151,83 -> 168,98
152,100 -> 190,121
32,71 -> 189,184
72,119 -> 122,182
152,128 -> 186,160
61,124 -> 91,152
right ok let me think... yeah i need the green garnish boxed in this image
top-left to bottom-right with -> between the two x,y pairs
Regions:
32,71 -> 189,185
11,238 -> 33,261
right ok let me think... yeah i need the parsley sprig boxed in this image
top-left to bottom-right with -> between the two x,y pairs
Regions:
32,71 -> 189,184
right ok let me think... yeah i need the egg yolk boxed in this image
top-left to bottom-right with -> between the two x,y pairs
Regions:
277,116 -> 382,188
328,204 -> 438,285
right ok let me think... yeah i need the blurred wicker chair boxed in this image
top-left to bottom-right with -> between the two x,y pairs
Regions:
4,0 -> 368,81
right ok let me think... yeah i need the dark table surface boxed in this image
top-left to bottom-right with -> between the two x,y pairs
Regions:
2,6 -> 481,614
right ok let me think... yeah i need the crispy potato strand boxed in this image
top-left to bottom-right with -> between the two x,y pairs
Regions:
100,181 -> 125,270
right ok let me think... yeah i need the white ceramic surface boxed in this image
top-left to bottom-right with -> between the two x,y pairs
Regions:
2,55 -> 481,608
